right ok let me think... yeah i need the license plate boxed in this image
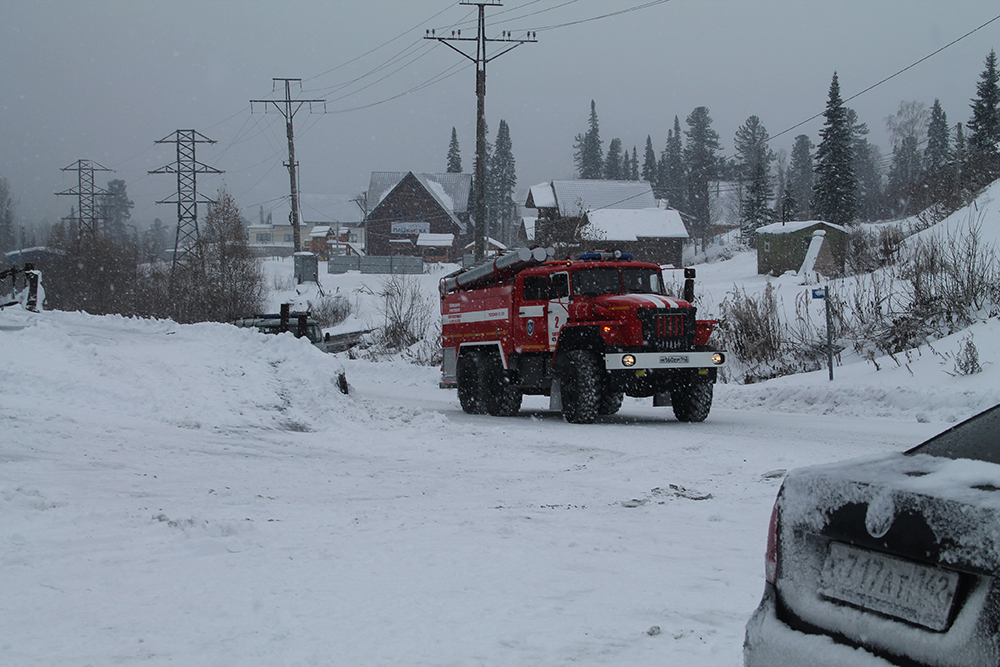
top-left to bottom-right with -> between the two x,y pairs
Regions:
819,542 -> 960,631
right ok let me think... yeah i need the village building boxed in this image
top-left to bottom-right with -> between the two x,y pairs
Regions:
248,194 -> 364,258
524,179 -> 688,265
755,220 -> 848,276
364,171 -> 472,258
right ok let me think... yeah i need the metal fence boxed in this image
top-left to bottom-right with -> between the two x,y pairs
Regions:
327,255 -> 424,275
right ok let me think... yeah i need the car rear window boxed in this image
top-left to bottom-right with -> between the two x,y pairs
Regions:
906,403 -> 1000,464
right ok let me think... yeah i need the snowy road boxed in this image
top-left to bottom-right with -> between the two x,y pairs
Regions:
0,311 -> 950,666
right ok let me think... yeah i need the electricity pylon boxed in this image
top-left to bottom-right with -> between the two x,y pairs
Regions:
55,159 -> 113,237
149,130 -> 223,275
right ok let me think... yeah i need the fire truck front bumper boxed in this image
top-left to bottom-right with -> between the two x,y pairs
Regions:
604,350 -> 727,371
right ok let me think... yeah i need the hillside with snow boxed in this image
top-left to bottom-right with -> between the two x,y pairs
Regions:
2,184 -> 999,666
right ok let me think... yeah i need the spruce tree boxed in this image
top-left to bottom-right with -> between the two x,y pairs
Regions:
487,119 -> 517,244
604,138 -> 624,180
733,115 -> 774,243
99,179 -> 134,242
661,116 -> 686,209
924,99 -> 951,206
642,136 -> 657,184
813,72 -> 857,225
684,106 -> 720,247
788,134 -> 814,221
967,49 -> 1000,188
447,127 -> 462,173
573,100 -> 603,179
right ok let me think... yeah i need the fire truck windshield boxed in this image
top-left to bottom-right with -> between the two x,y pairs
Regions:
621,268 -> 664,294
572,267 -> 622,296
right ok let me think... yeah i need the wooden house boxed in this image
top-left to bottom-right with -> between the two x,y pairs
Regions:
364,171 -> 472,258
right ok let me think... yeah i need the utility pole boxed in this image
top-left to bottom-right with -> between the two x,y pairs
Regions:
426,2 -> 536,262
251,79 -> 326,254
149,130 -> 223,275
55,159 -> 112,237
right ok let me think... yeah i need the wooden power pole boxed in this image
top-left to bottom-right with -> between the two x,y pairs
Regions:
251,79 -> 326,254
426,2 -> 535,262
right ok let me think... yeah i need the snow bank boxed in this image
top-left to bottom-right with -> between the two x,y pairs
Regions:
1,309 -> 350,433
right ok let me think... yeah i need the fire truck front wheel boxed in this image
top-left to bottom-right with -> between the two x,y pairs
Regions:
561,350 -> 602,424
671,381 -> 713,422
457,352 -> 488,414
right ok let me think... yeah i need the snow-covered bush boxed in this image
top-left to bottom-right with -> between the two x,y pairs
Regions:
952,333 -> 983,376
366,274 -> 436,358
310,291 -> 351,327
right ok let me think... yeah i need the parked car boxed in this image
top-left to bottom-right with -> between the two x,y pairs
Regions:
745,404 -> 1000,667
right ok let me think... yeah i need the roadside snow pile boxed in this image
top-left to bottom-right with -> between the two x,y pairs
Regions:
0,309 -> 351,433
716,311 -> 1000,424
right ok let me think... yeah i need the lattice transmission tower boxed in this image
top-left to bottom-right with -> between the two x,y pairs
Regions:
55,159 -> 113,237
149,130 -> 223,273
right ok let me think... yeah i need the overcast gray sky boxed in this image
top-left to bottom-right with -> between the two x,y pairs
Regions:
2,0 -> 998,230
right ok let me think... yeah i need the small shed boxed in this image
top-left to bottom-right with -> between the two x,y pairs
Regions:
756,220 -> 848,276
416,233 -> 456,263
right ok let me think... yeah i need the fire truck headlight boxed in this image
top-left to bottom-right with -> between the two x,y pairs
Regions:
711,352 -> 725,365
622,354 -> 637,367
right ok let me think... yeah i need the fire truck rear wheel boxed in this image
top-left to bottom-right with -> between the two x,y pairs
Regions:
457,352 -> 487,414
672,381 -> 713,422
483,355 -> 522,417
561,350 -> 602,424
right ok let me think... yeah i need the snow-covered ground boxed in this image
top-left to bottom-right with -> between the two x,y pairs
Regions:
3,188 -> 999,665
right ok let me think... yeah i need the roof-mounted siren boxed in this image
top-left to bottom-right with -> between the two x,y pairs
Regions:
579,250 -> 633,261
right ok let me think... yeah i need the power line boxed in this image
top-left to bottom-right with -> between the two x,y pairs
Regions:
769,10 -> 1000,144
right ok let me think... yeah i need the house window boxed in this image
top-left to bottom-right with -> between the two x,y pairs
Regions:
284,234 -> 294,243
255,233 -> 272,243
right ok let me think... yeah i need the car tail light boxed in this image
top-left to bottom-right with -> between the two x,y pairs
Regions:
765,498 -> 779,584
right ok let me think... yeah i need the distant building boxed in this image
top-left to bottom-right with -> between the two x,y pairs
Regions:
248,194 -> 365,258
756,220 -> 848,276
365,171 -> 472,258
524,180 -> 688,265
584,207 -> 688,267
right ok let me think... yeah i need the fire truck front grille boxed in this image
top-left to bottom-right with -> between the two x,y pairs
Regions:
637,308 -> 695,352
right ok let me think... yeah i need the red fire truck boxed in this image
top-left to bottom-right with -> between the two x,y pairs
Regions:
440,247 -> 726,423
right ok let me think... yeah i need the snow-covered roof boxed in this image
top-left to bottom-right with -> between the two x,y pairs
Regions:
464,237 -> 507,250
521,216 -> 536,241
310,226 -> 332,237
524,180 -> 657,215
585,208 -> 688,241
416,233 -> 455,247
526,182 -> 557,208
757,220 -> 847,235
367,171 -> 472,215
